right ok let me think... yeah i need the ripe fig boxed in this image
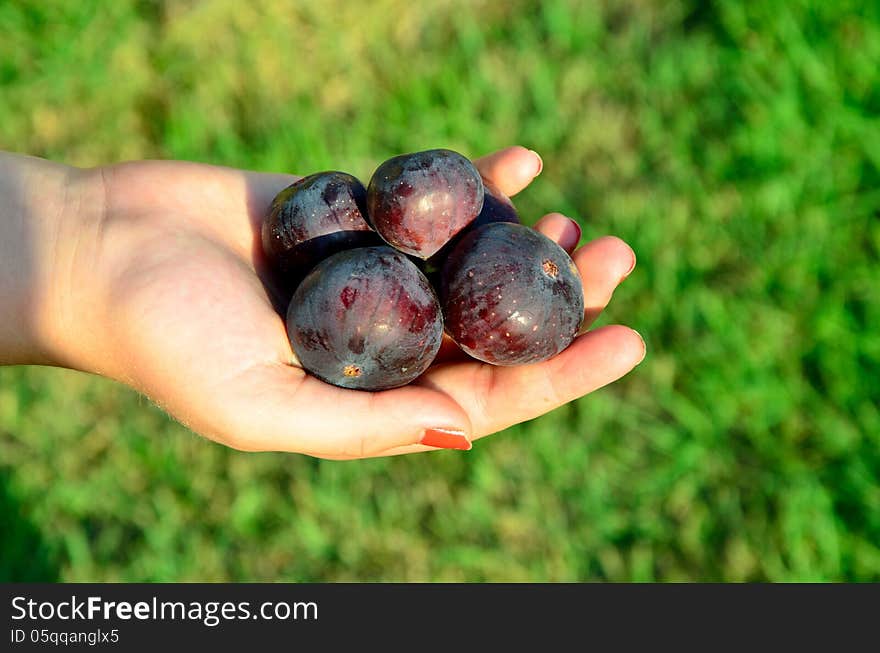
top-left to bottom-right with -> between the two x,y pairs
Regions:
440,223 -> 584,365
474,179 -> 520,227
287,246 -> 443,390
262,171 -> 380,285
366,149 -> 483,259
423,178 -> 521,276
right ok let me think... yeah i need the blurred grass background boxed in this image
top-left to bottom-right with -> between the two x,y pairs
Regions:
1,0 -> 879,581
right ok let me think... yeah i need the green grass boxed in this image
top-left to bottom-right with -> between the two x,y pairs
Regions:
1,0 -> 878,581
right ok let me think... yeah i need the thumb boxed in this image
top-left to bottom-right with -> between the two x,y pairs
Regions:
212,365 -> 472,458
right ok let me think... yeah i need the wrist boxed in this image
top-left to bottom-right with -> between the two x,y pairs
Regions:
0,152 -> 105,369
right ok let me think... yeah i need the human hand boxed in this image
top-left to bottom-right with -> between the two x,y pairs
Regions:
7,147 -> 644,459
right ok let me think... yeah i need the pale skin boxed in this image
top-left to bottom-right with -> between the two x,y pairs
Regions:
0,147 -> 644,459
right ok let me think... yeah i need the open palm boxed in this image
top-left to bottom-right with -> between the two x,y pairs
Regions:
88,147 -> 643,459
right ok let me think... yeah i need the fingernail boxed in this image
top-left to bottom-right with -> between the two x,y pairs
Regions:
529,150 -> 543,177
568,218 -> 582,244
421,428 -> 472,451
622,250 -> 637,281
632,329 -> 647,363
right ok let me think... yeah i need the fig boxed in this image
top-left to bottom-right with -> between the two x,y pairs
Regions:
287,246 -> 443,390
440,223 -> 584,365
262,171 -> 380,286
366,149 -> 483,259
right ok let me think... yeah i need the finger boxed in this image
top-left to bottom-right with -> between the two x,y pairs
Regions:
365,442 -> 435,457
372,328 -> 646,458
473,146 -> 542,197
533,213 -> 582,253
421,324 -> 645,439
572,236 -> 636,330
236,171 -> 300,231
212,366 -> 473,458
433,333 -> 470,365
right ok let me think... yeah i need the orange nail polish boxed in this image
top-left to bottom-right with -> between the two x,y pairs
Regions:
420,428 -> 472,451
